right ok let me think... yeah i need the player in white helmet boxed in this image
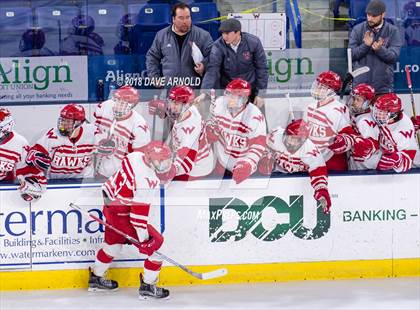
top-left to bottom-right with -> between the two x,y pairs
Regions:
94,85 -> 151,177
89,141 -> 172,299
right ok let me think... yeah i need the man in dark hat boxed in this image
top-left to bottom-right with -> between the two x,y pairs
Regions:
198,18 -> 268,108
349,0 -> 403,94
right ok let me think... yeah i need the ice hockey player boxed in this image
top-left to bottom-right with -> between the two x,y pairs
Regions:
258,119 -> 331,214
88,141 -> 172,299
0,107 -> 46,201
94,85 -> 151,177
304,70 -> 353,170
328,83 -> 380,170
27,104 -> 97,179
371,93 -> 418,172
148,85 -> 215,181
204,78 -> 266,184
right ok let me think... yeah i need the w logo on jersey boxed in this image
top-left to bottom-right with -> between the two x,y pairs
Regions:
46,129 -> 58,139
306,149 -> 320,157
145,177 -> 159,189
333,106 -> 347,114
399,130 -> 414,139
181,126 -> 195,135
364,120 -> 377,128
137,124 -> 149,133
252,115 -> 265,122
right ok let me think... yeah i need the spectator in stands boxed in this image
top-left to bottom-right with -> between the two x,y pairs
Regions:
145,2 -> 213,88
348,0 -> 403,94
15,28 -> 54,57
61,14 -> 104,56
114,14 -> 136,55
198,18 -> 268,108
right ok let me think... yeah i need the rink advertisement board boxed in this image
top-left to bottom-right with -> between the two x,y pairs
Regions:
0,173 -> 419,271
0,183 -> 163,270
0,56 -> 88,103
266,48 -> 330,92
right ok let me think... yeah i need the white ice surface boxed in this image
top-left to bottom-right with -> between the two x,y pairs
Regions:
1,278 -> 419,310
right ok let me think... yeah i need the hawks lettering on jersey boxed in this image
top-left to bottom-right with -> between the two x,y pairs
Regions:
32,124 -> 96,179
267,127 -> 328,191
304,98 -> 352,161
168,106 -> 214,177
94,99 -> 151,177
0,132 -> 28,181
211,97 -> 266,172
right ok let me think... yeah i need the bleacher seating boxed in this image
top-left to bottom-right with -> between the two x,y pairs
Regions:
348,0 -> 398,29
0,7 -> 32,56
133,3 -> 171,55
190,1 -> 220,40
87,4 -> 125,55
35,5 -> 82,55
398,0 -> 420,46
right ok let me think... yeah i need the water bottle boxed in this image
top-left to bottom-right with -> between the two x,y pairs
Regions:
108,81 -> 117,99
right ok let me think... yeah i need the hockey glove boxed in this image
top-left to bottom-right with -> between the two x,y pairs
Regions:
139,225 -> 164,257
156,164 -> 177,184
18,177 -> 44,202
232,161 -> 253,184
97,138 -> 116,156
353,137 -> 376,159
205,121 -> 220,144
314,188 -> 331,214
148,99 -> 167,119
26,149 -> 51,171
377,152 -> 402,171
257,154 -> 275,175
411,116 -> 420,132
328,133 -> 353,154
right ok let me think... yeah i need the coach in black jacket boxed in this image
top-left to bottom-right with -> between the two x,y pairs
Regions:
200,18 -> 268,107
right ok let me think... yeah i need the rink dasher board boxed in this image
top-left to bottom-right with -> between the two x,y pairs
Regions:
0,173 -> 419,269
0,173 -> 419,290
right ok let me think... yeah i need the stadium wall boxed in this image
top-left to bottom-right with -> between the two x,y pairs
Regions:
0,172 -> 419,290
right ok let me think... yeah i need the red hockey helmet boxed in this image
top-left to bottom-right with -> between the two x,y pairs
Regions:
347,83 -> 375,115
113,85 -> 140,118
145,140 -> 173,173
283,119 -> 310,153
311,71 -> 342,101
167,86 -> 195,121
372,93 -> 402,125
224,79 -> 251,115
58,104 -> 85,136
225,78 -> 252,97
0,108 -> 14,142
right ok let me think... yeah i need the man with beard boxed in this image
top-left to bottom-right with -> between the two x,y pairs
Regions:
348,0 -> 403,94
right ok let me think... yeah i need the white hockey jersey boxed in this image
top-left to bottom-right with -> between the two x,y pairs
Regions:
369,113 -> 418,173
210,97 -> 267,172
32,124 -> 97,179
0,132 -> 33,181
94,99 -> 151,177
168,105 -> 215,178
102,151 -> 160,214
267,127 -> 328,190
348,112 -> 380,170
304,97 -> 352,162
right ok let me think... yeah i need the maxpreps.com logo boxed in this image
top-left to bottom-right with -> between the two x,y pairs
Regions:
0,58 -> 72,91
208,196 -> 330,242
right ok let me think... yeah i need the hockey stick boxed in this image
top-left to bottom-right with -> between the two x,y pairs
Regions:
69,203 -> 228,280
285,93 -> 295,122
340,66 -> 370,99
405,65 -> 420,146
